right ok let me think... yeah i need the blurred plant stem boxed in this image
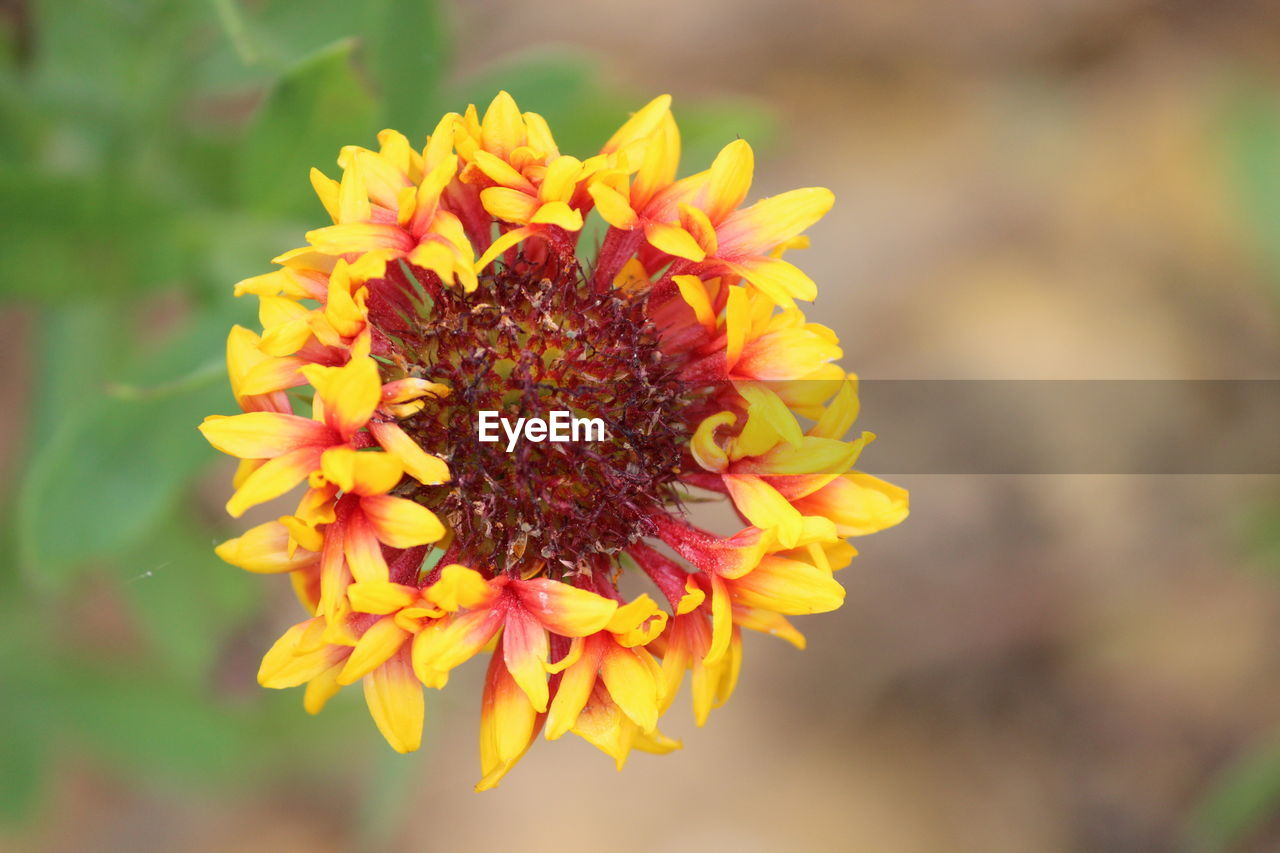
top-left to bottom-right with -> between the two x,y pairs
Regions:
210,0 -> 260,67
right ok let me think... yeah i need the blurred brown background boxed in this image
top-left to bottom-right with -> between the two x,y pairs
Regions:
4,0 -> 1280,851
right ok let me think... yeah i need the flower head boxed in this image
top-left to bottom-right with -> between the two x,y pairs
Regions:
201,92 -> 907,789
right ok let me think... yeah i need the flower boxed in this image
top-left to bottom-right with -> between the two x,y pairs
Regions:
201,91 -> 908,790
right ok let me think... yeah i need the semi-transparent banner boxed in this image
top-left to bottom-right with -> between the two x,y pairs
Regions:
842,379 -> 1280,474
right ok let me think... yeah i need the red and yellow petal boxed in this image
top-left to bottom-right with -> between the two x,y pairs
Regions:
226,446 -> 324,518
792,472 -> 910,536
339,615 -> 411,684
199,412 -> 333,460
303,356 -> 382,439
215,520 -> 318,574
501,610 -> 551,713
360,494 -> 446,548
362,650 -> 424,753
476,642 -> 541,791
513,578 -> 618,637
369,420 -> 451,486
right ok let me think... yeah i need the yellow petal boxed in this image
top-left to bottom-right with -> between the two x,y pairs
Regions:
673,274 -> 716,333
703,574 -> 733,666
810,376 -> 860,439
600,642 -> 662,732
587,182 -> 639,230
215,521 -> 317,574
302,356 -> 382,439
750,434 -> 868,479
703,139 -> 753,223
724,285 -> 749,368
323,277 -> 367,342
644,221 -> 705,261
258,619 -> 344,688
226,447 -> 322,518
336,159 -> 372,222
730,556 -> 846,615
606,594 -> 668,647
737,382 -> 805,450
733,606 -> 806,649
480,91 -> 525,161
480,186 -> 538,224
199,412 -> 332,459
600,94 -> 672,156
544,640 -> 601,740
736,327 -> 842,381
348,581 -> 419,615
521,111 -> 559,160
529,200 -> 583,231
412,609 -> 502,686
342,509 -> 389,583
303,663 -> 344,714
569,691 -> 634,770
502,611 -> 550,712
676,577 -> 705,615
310,168 -> 340,222
632,112 -> 680,203
612,257 -> 650,293
513,579 -> 618,637
721,257 -> 816,307
362,651 -> 424,753
719,187 -> 835,257
237,355 -> 305,398
475,225 -> 535,271
722,474 -> 804,548
678,203 -> 719,255
538,155 -> 582,202
339,616 -> 410,684
793,473 -> 909,537
321,447 -> 403,496
360,494 -> 445,548
380,378 -> 449,405
426,564 -> 496,611
476,646 -> 539,791
305,223 -> 414,255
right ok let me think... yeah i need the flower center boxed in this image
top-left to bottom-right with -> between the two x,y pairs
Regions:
370,253 -> 694,577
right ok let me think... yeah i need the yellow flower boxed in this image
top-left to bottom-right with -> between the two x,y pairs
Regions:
199,91 -> 907,789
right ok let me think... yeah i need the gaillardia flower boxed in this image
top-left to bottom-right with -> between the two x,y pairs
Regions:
200,92 -> 908,790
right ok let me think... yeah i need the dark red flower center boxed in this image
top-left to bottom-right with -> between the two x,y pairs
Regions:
368,251 -> 700,578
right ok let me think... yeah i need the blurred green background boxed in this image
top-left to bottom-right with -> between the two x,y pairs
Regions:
2,0 -> 1280,850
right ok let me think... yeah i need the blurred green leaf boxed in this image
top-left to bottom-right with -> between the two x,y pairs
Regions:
29,0 -> 202,126
237,39 -> 378,219
675,97 -> 776,173
54,666 -> 251,782
1191,734 -> 1280,851
15,299 -> 239,589
1219,83 -> 1280,297
211,0 -> 263,67
27,304 -> 131,425
0,172 -> 174,303
363,0 -> 449,139
203,0 -> 367,87
0,587 -> 60,825
121,512 -> 256,687
16,383 -> 224,590
1239,503 -> 1280,571
0,697 -> 49,824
